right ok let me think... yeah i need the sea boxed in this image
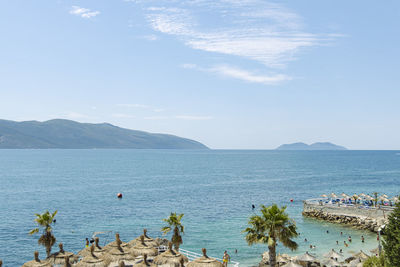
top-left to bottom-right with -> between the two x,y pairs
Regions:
0,150 -> 399,266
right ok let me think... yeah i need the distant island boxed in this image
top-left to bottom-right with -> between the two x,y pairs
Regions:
276,142 -> 347,150
0,119 -> 208,149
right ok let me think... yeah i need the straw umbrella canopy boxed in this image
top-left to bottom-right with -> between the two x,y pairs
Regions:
22,251 -> 52,267
346,258 -> 364,267
104,238 -> 136,263
341,193 -> 349,198
75,244 -> 111,267
133,254 -> 160,267
351,251 -> 369,261
321,194 -> 328,198
322,258 -> 341,267
391,197 -> 399,203
79,237 -> 107,257
153,242 -> 188,266
295,251 -> 317,262
130,235 -> 158,257
62,256 -> 73,267
330,193 -> 337,198
359,193 -> 367,198
281,260 -> 302,267
382,194 -> 389,198
47,243 -> 77,265
275,254 -> 288,265
104,233 -> 130,251
370,247 -> 379,255
128,229 -> 159,248
187,248 -> 223,267
323,249 -> 343,260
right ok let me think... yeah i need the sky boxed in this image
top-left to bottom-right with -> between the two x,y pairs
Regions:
0,0 -> 399,149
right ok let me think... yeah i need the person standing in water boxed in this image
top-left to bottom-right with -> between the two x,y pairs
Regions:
223,251 -> 230,267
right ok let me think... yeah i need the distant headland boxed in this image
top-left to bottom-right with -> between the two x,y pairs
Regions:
276,142 -> 347,150
0,119 -> 208,149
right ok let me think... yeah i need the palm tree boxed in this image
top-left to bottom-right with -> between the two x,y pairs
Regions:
161,212 -> 184,251
243,204 -> 298,267
29,210 -> 58,257
373,192 -> 379,207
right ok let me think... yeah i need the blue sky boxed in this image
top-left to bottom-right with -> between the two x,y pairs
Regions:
0,0 -> 399,149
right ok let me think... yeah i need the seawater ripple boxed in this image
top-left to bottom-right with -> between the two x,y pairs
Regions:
0,150 -> 399,266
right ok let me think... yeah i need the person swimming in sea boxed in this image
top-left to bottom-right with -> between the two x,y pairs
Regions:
344,241 -> 348,247
348,236 -> 352,242
361,236 -> 365,243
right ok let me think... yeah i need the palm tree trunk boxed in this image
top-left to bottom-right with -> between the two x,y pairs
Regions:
268,245 -> 276,267
46,246 -> 51,257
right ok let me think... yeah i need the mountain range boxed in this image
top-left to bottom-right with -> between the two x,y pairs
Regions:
276,142 -> 347,150
0,119 -> 208,149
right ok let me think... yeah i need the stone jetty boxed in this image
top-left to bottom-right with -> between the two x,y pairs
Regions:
302,200 -> 392,232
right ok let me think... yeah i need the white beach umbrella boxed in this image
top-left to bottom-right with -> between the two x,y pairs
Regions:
281,260 -> 302,267
323,258 -> 341,267
324,249 -> 343,260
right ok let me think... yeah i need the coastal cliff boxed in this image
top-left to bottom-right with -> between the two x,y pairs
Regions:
302,202 -> 390,233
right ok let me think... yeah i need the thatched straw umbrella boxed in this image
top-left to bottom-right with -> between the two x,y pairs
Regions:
187,248 -> 223,267
347,258 -> 364,267
47,243 -> 77,265
130,235 -> 158,258
75,244 -> 111,267
104,237 -> 136,263
153,242 -> 189,267
79,237 -> 106,257
295,252 -> 318,266
104,233 -> 130,251
321,194 -> 328,198
276,254 -> 288,266
62,255 -> 73,267
134,254 -> 158,267
330,193 -> 337,199
323,249 -> 343,261
281,260 -> 302,267
351,251 -> 369,261
322,258 -> 341,267
22,251 -> 52,267
129,229 -> 159,248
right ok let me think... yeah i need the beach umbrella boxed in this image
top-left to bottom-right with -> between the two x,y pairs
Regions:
47,243 -> 77,265
341,193 -> 349,198
359,193 -> 367,198
295,251 -> 317,263
323,249 -> 343,260
104,233 -> 130,251
104,237 -> 136,263
281,260 -> 302,267
62,256 -> 73,267
78,237 -> 106,257
130,235 -> 158,257
370,247 -> 379,255
351,250 -> 369,260
275,254 -> 288,265
134,254 -> 158,267
153,242 -> 189,266
391,197 -> 399,203
330,193 -> 337,198
323,258 -> 341,267
187,248 -> 223,267
321,194 -> 328,198
382,194 -> 389,198
347,258 -> 364,267
75,244 -> 111,267
128,229 -> 159,248
22,251 -> 52,267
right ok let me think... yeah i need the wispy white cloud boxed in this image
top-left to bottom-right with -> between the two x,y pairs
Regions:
208,65 -> 291,84
70,6 -> 100,19
142,0 -> 332,68
141,34 -> 159,41
144,116 -> 169,120
183,63 -> 290,84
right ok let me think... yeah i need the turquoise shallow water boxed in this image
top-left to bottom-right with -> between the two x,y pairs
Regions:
0,150 -> 400,266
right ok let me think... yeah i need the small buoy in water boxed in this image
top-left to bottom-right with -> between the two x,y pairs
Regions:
117,193 -> 123,199
290,199 -> 293,202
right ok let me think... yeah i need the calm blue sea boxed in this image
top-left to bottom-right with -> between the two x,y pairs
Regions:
1,150 -> 400,266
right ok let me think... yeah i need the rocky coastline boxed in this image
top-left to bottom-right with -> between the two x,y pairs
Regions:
302,201 -> 390,233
